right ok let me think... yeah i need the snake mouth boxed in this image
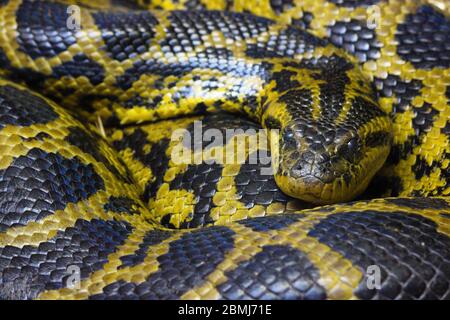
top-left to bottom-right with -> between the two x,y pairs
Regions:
275,173 -> 365,205
274,138 -> 392,205
274,140 -> 391,204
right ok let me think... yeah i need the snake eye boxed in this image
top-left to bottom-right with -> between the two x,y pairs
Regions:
337,137 -> 361,162
282,128 -> 297,148
283,128 -> 294,140
347,137 -> 359,152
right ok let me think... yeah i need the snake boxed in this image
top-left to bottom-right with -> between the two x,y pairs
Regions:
0,0 -> 449,300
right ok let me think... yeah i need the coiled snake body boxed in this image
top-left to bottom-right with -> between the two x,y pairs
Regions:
0,0 -> 449,299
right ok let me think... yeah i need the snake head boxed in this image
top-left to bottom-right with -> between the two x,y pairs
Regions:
271,110 -> 392,205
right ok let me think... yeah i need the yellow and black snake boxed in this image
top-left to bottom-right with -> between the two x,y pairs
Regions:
0,0 -> 449,299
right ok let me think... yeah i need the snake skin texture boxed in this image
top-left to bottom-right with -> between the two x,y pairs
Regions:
0,0 -> 449,300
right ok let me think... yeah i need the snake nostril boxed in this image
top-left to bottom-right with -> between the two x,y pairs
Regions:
291,162 -> 303,175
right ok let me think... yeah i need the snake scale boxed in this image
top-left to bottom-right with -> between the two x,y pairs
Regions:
0,0 -> 449,300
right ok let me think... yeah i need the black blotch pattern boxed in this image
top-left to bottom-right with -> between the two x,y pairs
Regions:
346,96 -> 386,128
109,0 -> 142,9
328,19 -> 381,62
238,213 -> 304,232
16,0 -> 77,59
434,151 -> 450,197
0,148 -> 105,232
235,151 -> 297,209
183,113 -> 261,152
0,49 -> 49,88
51,54 -> 105,85
291,12 -> 314,30
246,26 -> 326,59
437,158 -> 450,196
104,196 -> 140,215
112,130 -> 171,202
286,54 -> 355,72
411,156 -> 435,180
119,229 -> 172,268
92,11 -> 158,62
271,69 -> 300,92
365,131 -> 391,148
446,86 -> 450,107
6,68 -> 47,89
90,226 -> 235,300
386,197 -> 449,210
162,10 -> 274,49
373,72 -> 429,170
123,95 -> 162,109
65,127 -> 106,163
362,175 -> 403,198
308,211 -> 450,299
116,48 -> 270,90
65,127 -> 129,182
269,0 -> 294,15
396,5 -> 450,69
193,102 -> 208,114
0,0 -> 9,7
169,163 -> 224,228
286,55 -> 353,121
21,132 -> 51,142
411,102 -> 439,136
381,102 -> 439,182
0,219 -> 132,299
0,48 -> 9,67
281,54 -> 355,121
277,88 -> 313,121
237,95 -> 260,116
142,138 -> 171,202
443,122 -> 450,139
217,245 -> 326,299
182,0 -> 208,10
329,0 -> 382,7
76,94 -> 118,116
264,116 -> 282,129
0,85 -> 57,130
386,135 -> 419,166
374,74 -> 423,113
